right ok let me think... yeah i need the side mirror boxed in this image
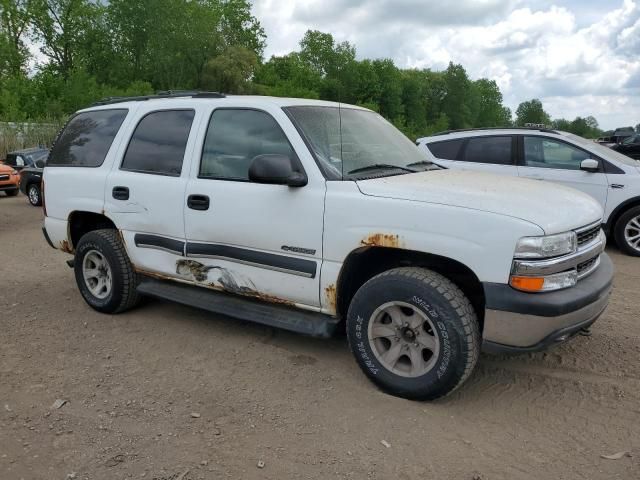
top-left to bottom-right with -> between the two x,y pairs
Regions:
248,154 -> 307,187
580,158 -> 599,173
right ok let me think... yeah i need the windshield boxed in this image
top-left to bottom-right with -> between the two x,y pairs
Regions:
622,134 -> 639,145
560,132 -> 640,167
285,106 -> 432,179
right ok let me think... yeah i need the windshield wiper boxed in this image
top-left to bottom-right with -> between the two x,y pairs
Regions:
347,163 -> 416,175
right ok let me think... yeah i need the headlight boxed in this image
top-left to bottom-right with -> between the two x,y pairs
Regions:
11,169 -> 18,175
514,231 -> 577,259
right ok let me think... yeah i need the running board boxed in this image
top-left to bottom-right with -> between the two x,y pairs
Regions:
136,278 -> 339,338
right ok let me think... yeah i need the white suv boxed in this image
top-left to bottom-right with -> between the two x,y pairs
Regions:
417,128 -> 640,256
42,93 -> 612,400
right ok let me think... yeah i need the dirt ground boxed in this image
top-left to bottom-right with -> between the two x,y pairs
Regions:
0,194 -> 638,480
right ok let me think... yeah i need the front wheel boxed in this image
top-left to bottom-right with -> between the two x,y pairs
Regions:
346,267 -> 480,400
27,184 -> 41,206
613,206 -> 640,256
74,229 -> 140,313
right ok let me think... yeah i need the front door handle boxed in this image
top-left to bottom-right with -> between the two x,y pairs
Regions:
187,194 -> 210,211
112,186 -> 129,200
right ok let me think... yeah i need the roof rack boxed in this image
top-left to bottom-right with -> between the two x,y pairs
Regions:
91,91 -> 226,106
431,127 -> 558,136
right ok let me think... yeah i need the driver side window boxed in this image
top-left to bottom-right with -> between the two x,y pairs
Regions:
199,109 -> 295,181
523,137 -> 591,170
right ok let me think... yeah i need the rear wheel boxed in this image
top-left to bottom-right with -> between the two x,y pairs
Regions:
74,229 -> 140,313
5,188 -> 18,197
27,184 -> 41,206
346,267 -> 480,400
613,206 -> 640,256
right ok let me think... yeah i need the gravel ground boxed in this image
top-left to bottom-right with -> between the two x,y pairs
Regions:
1,194 -> 639,480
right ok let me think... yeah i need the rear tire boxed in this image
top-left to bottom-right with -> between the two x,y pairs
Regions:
74,229 -> 140,313
27,184 -> 42,206
613,206 -> 640,256
5,188 -> 18,197
346,267 -> 480,400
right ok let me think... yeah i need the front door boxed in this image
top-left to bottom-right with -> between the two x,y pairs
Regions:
183,107 -> 325,308
104,108 -> 198,276
517,135 -> 609,207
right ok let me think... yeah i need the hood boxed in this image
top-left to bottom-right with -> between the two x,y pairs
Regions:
0,163 -> 16,173
356,170 -> 603,234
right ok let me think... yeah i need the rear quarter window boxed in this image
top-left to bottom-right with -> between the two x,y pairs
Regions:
426,139 -> 464,160
48,109 -> 128,167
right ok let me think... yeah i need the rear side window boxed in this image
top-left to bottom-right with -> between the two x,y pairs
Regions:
121,110 -> 195,176
427,139 -> 464,160
463,136 -> 512,165
48,109 -> 128,167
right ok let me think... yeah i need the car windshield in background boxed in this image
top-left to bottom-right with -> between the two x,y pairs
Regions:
285,106 -> 433,179
562,132 -> 640,166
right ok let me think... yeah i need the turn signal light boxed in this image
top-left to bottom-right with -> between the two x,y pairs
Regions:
510,276 -> 545,292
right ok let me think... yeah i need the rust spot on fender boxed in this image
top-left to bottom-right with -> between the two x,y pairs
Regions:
59,239 -> 73,254
360,233 -> 401,248
325,284 -> 337,313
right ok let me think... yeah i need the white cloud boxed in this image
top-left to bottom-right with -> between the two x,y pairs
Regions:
252,0 -> 640,130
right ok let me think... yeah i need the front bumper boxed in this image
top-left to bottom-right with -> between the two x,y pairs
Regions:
481,252 -> 613,353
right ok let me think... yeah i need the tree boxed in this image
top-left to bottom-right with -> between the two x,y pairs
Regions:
474,79 -> 507,127
201,45 -> 258,93
636,123 -> 640,133
0,0 -> 30,75
515,99 -> 551,126
442,63 -> 473,129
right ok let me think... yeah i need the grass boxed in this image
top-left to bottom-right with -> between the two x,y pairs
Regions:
0,121 -> 63,160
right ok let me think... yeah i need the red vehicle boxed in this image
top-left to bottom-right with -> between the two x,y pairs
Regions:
0,161 -> 20,197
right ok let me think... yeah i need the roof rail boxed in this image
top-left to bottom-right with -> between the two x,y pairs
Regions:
91,91 -> 226,106
431,127 -> 558,136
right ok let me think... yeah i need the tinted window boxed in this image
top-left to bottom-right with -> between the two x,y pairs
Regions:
48,109 -> 128,167
427,139 -> 464,160
200,109 -> 295,180
523,137 -> 591,170
121,110 -> 194,175
463,136 -> 512,165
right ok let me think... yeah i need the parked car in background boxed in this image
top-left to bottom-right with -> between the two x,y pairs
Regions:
41,93 -> 612,400
3,147 -> 49,171
0,162 -> 20,197
19,153 -> 47,206
610,133 -> 640,160
417,127 -> 640,256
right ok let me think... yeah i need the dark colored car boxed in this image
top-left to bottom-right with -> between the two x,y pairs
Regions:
4,147 -> 49,171
610,133 -> 640,160
19,152 -> 48,206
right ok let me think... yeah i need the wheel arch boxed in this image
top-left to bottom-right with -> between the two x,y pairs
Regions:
335,246 -> 486,331
67,210 -> 117,252
605,196 -> 640,236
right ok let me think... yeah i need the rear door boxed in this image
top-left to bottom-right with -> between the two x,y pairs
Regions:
517,135 -> 608,207
425,135 -> 519,176
104,107 -> 199,276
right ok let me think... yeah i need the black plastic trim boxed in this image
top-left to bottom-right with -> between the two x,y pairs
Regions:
134,234 -> 185,255
42,226 -> 56,250
483,253 -> 613,317
186,242 -> 317,278
604,196 -> 640,233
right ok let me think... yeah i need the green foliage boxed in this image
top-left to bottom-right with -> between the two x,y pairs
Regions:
0,2 -> 613,143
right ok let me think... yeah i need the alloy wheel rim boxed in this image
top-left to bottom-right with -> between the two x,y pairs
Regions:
624,215 -> 640,252
28,186 -> 39,204
82,250 -> 112,299
367,301 -> 440,378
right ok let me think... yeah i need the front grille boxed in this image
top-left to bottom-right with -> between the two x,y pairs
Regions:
576,224 -> 600,247
577,255 -> 600,279
0,175 -> 9,181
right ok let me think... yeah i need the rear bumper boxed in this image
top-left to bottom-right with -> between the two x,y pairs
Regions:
481,253 -> 613,353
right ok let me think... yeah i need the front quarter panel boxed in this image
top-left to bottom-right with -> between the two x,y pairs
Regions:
320,181 -> 543,314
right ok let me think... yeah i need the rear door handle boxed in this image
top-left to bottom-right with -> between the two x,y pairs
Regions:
187,194 -> 210,211
112,186 -> 129,200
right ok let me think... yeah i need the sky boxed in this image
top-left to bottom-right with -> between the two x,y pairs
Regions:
251,0 -> 639,131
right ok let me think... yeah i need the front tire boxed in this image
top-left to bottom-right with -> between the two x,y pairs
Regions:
27,184 -> 42,206
74,229 -> 140,313
346,267 -> 480,400
613,206 -> 640,256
